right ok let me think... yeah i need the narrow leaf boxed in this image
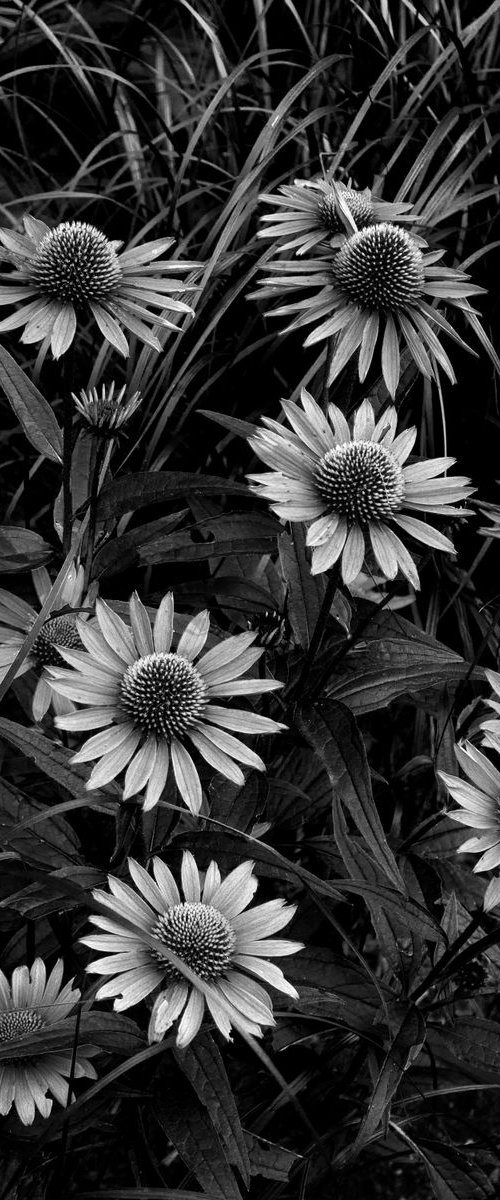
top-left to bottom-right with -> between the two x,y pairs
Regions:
0,344 -> 63,463
295,700 -> 404,890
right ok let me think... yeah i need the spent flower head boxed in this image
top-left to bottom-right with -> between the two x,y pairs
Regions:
258,178 -> 413,255
48,592 -> 285,812
82,851 -> 302,1048
73,382 -> 142,436
248,390 -> 473,588
0,215 -> 197,359
0,958 -> 96,1125
0,562 -> 94,721
254,222 -> 486,396
440,742 -> 500,873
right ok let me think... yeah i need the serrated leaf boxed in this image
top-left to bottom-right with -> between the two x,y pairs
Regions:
155,1060 -> 243,1200
0,344 -> 63,463
94,471 -> 251,522
323,610 -> 484,713
92,510 -> 188,577
175,1031 -> 250,1185
0,527 -> 53,572
295,700 -> 404,890
278,526 -> 326,649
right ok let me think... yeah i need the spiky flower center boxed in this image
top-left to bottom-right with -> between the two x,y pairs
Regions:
152,901 -> 236,982
31,614 -> 82,667
319,187 -> 374,234
120,652 -> 207,739
333,223 -> 425,311
313,441 -> 405,524
0,1008 -> 45,1043
31,222 -> 122,304
74,384 -> 141,433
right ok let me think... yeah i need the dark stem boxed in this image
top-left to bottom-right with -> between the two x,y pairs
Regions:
290,566 -> 341,699
321,336 -> 337,410
61,348 -> 75,556
84,436 -> 106,588
409,908 -> 485,1004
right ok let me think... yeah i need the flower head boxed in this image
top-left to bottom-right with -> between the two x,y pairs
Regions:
73,381 -> 141,436
439,742 -> 500,873
479,669 -> 500,751
255,222 -> 485,396
0,958 -> 96,1125
0,215 -> 196,359
248,390 -> 473,588
0,562 -> 94,720
258,178 -> 413,256
48,592 -> 285,812
82,852 -> 302,1047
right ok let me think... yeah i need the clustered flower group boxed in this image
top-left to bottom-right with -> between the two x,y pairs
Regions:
0,175 -> 497,1126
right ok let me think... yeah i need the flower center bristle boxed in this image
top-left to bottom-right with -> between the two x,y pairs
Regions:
31,222 -> 122,304
319,188 -> 373,234
32,614 -> 82,667
120,652 -> 207,739
313,441 -> 404,524
152,901 -> 235,982
333,222 -> 425,311
0,1008 -> 45,1043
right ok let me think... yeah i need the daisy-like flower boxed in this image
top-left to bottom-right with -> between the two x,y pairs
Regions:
0,215 -> 196,359
479,669 -> 500,751
258,178 -> 413,255
254,222 -> 484,396
0,958 -> 96,1125
82,852 -> 301,1048
248,390 -> 473,588
439,742 -> 500,873
0,561 -> 94,721
48,592 -> 285,813
73,381 -> 142,436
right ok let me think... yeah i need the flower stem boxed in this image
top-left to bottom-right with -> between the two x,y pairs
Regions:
321,336 -> 337,410
84,437 -> 106,588
61,348 -> 75,556
61,391 -> 74,555
291,566 -> 340,698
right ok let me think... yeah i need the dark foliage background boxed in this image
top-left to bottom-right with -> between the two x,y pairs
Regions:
0,1 -> 500,1197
